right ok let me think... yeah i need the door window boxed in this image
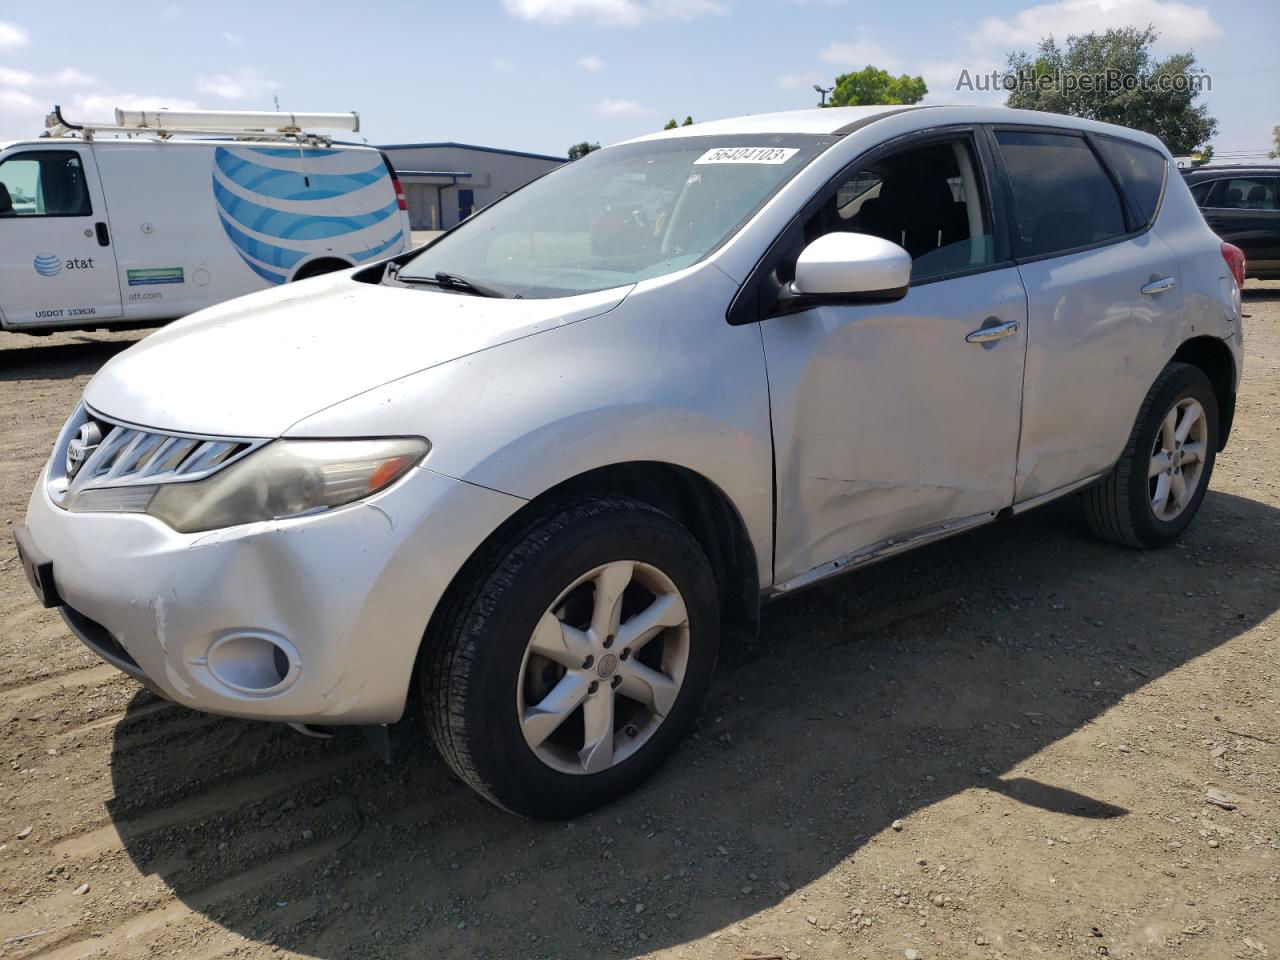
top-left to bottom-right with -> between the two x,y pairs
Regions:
994,130 -> 1127,257
1189,180 -> 1214,206
0,151 -> 92,217
1206,177 -> 1278,210
1094,136 -> 1168,226
814,138 -> 996,283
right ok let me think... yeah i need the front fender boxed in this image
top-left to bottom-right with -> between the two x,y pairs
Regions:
286,266 -> 776,584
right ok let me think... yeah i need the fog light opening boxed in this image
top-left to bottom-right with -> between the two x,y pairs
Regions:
206,632 -> 298,695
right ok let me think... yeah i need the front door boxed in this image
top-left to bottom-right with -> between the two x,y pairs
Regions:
761,131 -> 1027,584
0,145 -> 123,328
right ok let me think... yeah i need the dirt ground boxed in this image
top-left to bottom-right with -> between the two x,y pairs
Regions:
0,285 -> 1276,960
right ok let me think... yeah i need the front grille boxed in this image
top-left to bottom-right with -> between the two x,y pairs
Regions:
75,420 -> 251,489
50,405 -> 267,505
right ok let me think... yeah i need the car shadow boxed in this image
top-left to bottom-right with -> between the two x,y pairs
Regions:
104,489 -> 1280,958
1241,285 -> 1280,303
0,333 -> 145,381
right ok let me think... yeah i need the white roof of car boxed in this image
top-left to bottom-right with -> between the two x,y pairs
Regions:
624,104 -> 1169,155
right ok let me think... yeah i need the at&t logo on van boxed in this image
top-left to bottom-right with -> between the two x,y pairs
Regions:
33,253 -> 62,277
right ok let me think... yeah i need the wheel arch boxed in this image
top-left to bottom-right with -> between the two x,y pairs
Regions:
1171,336 -> 1237,449
290,256 -> 354,282
416,460 -> 761,696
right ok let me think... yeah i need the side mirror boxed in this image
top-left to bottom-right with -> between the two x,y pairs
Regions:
789,232 -> 911,303
0,183 -> 12,215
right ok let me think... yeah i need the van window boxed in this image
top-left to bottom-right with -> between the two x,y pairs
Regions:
817,138 -> 995,283
994,130 -> 1127,258
1206,177 -> 1278,210
1094,136 -> 1168,226
0,150 -> 92,217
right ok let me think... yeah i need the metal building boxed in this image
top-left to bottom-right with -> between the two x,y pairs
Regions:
378,142 -> 565,231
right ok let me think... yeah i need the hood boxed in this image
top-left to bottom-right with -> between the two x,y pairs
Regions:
84,275 -> 631,437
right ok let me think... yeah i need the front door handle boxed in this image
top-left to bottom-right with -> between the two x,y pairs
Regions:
965,318 -> 1019,344
1140,276 -> 1176,295
94,221 -> 110,247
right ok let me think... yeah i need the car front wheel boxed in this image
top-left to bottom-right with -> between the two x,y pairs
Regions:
423,495 -> 719,818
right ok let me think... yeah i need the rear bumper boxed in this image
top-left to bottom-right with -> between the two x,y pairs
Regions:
22,462 -> 524,724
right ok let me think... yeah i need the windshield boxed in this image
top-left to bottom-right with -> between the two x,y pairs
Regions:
397,134 -> 837,298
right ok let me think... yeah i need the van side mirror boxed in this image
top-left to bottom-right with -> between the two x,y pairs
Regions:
787,232 -> 911,304
0,183 -> 12,215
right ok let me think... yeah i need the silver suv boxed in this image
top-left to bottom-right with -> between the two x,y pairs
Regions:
16,105 -> 1244,818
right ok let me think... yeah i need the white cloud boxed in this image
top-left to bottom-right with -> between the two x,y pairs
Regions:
577,54 -> 605,71
595,96 -> 656,116
491,57 -> 516,73
0,67 -> 35,87
196,68 -> 280,101
222,30 -> 245,46
778,71 -> 826,91
820,38 -> 899,71
48,68 -> 95,87
0,89 -> 38,114
0,20 -> 28,47
502,0 -> 726,26
969,0 -> 1222,49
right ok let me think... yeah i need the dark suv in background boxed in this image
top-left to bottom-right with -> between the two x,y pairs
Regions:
1183,164 -> 1280,279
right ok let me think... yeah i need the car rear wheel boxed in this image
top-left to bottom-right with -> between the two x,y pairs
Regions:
1083,361 -> 1218,548
422,495 -> 719,818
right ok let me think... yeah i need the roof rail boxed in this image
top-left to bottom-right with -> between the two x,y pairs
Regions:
43,105 -> 361,144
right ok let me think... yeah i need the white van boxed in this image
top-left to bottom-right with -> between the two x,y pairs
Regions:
0,107 -> 412,333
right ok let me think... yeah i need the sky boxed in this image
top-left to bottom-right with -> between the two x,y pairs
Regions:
0,0 -> 1276,160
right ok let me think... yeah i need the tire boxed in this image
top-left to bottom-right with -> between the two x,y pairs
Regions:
1083,362 -> 1218,548
422,495 -> 720,819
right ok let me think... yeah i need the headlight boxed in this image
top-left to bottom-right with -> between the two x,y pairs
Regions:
71,438 -> 428,533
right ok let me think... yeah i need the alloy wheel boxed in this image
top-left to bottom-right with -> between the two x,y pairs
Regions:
517,560 -> 690,775
1149,397 -> 1209,522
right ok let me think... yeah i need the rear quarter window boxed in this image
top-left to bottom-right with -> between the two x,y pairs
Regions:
1094,136 -> 1168,226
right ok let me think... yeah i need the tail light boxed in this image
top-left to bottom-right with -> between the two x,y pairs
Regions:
1221,242 -> 1246,288
380,152 -> 408,211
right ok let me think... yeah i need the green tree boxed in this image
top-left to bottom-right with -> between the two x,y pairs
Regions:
682,116 -> 695,126
567,141 -> 600,160
1004,26 -> 1217,155
663,119 -> 678,130
826,66 -> 927,107
1269,125 -> 1280,160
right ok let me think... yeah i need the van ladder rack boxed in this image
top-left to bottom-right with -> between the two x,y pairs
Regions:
43,104 -> 358,145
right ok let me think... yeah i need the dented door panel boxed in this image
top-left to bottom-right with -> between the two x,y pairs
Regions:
762,267 -> 1028,583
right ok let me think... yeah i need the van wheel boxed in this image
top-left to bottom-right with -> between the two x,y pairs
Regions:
423,496 -> 719,819
1083,362 -> 1218,548
291,258 -> 349,281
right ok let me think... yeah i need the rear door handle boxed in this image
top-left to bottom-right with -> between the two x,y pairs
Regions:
94,221 -> 110,247
1140,276 -> 1176,295
965,318 -> 1019,344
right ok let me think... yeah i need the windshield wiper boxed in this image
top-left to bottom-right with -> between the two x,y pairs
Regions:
395,270 -> 506,298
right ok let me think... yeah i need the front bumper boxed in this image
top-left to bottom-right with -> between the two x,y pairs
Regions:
22,462 -> 524,724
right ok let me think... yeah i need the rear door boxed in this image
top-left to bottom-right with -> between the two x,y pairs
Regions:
0,145 -> 123,327
991,127 -> 1184,501
1199,176 -> 1280,275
